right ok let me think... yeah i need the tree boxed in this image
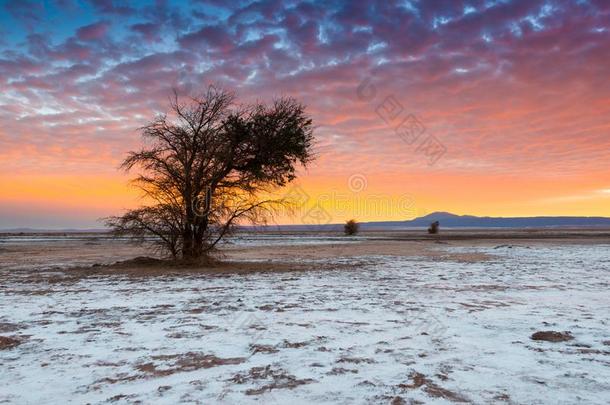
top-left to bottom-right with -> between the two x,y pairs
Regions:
344,219 -> 359,236
106,86 -> 314,261
428,221 -> 439,234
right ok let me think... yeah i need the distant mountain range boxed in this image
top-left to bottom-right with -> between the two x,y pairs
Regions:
264,212 -> 610,231
2,212 -> 610,233
364,212 -> 610,229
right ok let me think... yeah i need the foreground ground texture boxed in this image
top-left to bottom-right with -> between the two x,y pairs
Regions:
1,232 -> 609,404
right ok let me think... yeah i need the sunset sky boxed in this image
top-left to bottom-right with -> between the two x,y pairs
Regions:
1,0 -> 609,228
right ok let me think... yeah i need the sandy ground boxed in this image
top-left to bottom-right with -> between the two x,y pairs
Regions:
1,231 -> 610,404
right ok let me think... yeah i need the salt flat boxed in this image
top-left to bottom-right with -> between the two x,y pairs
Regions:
1,234 -> 609,404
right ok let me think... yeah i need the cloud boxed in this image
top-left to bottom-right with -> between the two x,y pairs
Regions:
76,21 -> 110,41
0,0 -> 609,222
88,0 -> 134,16
4,0 -> 45,26
178,24 -> 235,51
130,22 -> 162,43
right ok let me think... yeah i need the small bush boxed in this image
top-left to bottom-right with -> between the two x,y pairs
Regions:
428,221 -> 439,234
344,219 -> 359,236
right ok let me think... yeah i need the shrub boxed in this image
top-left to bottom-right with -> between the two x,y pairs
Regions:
344,219 -> 359,236
428,221 -> 439,234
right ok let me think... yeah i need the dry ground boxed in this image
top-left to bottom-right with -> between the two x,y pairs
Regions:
1,230 -> 609,404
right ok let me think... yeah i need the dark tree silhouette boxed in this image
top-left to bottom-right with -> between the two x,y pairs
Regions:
344,219 -> 359,236
428,221 -> 439,234
106,86 -> 314,261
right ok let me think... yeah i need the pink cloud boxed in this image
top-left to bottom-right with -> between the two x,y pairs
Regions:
0,0 -> 609,216
76,21 -> 109,41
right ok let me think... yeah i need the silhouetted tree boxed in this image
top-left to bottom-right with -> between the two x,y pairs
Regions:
106,86 -> 314,261
344,219 -> 359,236
428,221 -> 439,234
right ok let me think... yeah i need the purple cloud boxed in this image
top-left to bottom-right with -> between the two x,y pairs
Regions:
0,0 -> 609,182
76,21 -> 110,41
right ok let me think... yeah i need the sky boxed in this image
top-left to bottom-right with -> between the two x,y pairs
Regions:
1,0 -> 609,229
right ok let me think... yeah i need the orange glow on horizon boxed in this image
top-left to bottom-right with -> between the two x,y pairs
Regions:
6,168 -> 609,229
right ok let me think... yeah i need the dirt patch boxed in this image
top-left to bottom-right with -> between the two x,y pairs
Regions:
399,372 -> 426,389
493,393 -> 511,402
92,360 -> 128,367
47,259 -> 353,279
107,394 -> 137,402
226,238 -> 496,262
399,372 -> 469,403
135,363 -> 162,375
327,367 -> 358,375
230,365 -> 315,395
337,356 -> 376,364
0,335 -> 22,350
113,256 -> 173,267
531,331 -> 574,342
425,382 -> 469,402
135,352 -> 246,377
390,396 -> 408,405
282,340 -> 309,348
249,344 -> 279,354
0,323 -> 22,333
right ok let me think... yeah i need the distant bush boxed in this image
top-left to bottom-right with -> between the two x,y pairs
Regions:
428,221 -> 439,234
344,219 -> 359,236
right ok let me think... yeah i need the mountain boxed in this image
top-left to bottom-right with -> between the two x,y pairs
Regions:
364,212 -> 610,229
3,213 -> 610,233
266,212 -> 610,231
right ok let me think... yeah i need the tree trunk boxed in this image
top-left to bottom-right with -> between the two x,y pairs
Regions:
183,187 -> 211,261
182,228 -> 195,260
192,188 -> 211,260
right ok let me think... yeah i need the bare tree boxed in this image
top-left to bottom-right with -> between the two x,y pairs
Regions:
106,86 -> 314,261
